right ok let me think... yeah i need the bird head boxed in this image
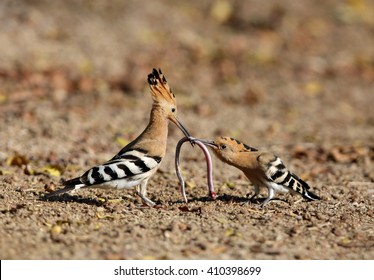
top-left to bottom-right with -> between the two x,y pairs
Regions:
199,136 -> 258,164
147,68 -> 190,138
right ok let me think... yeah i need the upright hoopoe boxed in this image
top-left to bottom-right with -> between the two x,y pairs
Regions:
200,136 -> 320,206
45,68 -> 190,206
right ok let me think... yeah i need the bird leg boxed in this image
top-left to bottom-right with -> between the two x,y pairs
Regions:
248,185 -> 260,202
136,179 -> 156,207
259,187 -> 275,207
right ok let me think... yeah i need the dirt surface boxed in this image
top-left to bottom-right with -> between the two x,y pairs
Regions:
0,0 -> 373,260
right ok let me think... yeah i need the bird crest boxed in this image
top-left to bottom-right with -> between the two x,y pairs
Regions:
147,68 -> 176,105
219,137 -> 258,152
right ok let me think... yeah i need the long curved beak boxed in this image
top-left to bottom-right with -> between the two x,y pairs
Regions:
193,138 -> 218,149
171,117 -> 191,138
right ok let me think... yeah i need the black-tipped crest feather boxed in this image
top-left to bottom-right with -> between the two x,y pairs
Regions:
147,68 -> 161,85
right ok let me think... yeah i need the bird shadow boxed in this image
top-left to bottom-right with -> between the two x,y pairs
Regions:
175,194 -> 249,204
175,194 -> 287,205
39,193 -> 105,206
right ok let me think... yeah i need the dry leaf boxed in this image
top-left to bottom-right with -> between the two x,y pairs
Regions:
210,0 -> 233,23
243,85 -> 265,105
215,216 -> 228,224
44,183 -> 56,193
178,206 -> 202,214
292,145 -> 328,163
178,223 -> 189,231
56,220 -> 70,226
115,137 -> 129,147
225,181 -> 236,189
329,145 -> 368,163
24,165 -> 35,175
211,246 -> 226,255
224,228 -> 235,237
186,180 -> 196,189
303,81 -> 323,96
42,165 -> 63,177
94,223 -> 102,230
0,169 -> 12,175
97,210 -> 115,219
0,93 -> 7,104
6,154 -> 29,167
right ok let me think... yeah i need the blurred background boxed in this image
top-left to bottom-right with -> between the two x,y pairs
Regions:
1,0 -> 373,176
1,0 -> 373,144
1,0 -> 373,178
0,0 -> 373,260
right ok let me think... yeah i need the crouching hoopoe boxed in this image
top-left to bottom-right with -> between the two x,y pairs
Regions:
200,136 -> 320,206
45,68 -> 190,206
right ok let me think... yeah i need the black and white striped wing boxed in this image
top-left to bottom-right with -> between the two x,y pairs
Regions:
81,149 -> 162,186
258,153 -> 298,189
258,154 -> 289,185
257,153 -> 319,200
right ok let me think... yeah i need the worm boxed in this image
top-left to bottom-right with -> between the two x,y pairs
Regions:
175,137 -> 216,203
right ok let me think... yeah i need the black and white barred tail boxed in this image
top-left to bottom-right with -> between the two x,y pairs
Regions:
283,172 -> 320,201
44,177 -> 85,198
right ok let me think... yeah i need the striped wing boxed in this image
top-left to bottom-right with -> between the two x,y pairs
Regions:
258,154 -> 289,184
257,153 -> 301,189
257,153 -> 317,199
80,149 -> 162,186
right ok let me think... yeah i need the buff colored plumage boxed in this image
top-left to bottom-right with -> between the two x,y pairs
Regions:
201,136 -> 320,206
45,69 -> 190,206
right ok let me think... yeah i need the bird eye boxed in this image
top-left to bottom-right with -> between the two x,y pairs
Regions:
171,108 -> 176,113
221,145 -> 226,150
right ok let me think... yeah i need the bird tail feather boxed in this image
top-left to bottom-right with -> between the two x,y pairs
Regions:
290,173 -> 320,201
44,177 -> 85,198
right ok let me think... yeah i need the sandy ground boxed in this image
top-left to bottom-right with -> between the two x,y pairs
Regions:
0,0 -> 373,259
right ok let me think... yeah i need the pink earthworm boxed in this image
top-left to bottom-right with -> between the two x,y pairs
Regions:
175,137 -> 216,203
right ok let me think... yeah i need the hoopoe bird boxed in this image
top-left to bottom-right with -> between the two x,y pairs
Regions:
200,136 -> 320,206
45,68 -> 190,206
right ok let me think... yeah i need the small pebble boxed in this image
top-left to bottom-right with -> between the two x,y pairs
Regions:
51,225 -> 62,235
